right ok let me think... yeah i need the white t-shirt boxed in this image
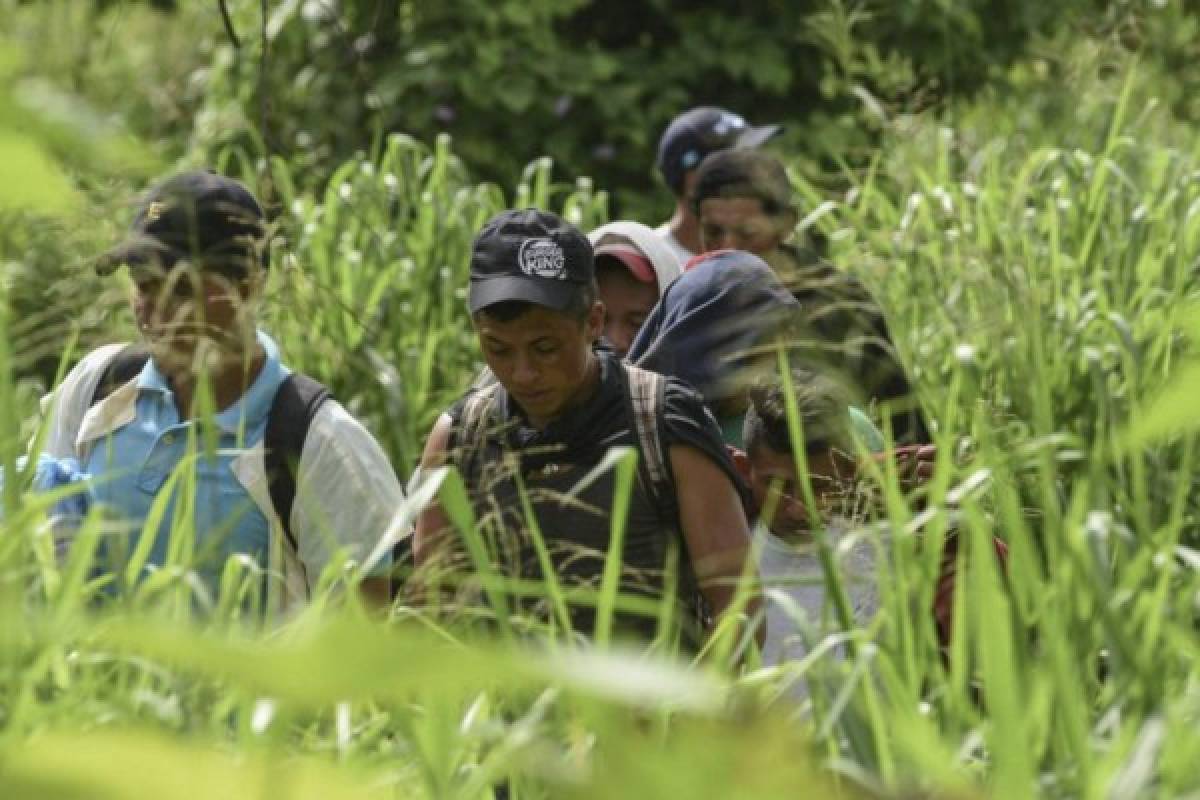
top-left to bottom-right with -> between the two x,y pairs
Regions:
755,523 -> 880,666
655,222 -> 695,267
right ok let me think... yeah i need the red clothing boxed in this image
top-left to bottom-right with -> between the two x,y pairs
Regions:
932,533 -> 1010,648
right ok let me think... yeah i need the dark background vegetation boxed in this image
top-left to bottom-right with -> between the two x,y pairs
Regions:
18,0 -> 1200,222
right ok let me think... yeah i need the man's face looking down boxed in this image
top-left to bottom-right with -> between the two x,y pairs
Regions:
129,260 -> 258,372
475,302 -> 604,429
745,441 -> 853,541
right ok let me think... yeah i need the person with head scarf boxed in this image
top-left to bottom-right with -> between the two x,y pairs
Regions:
588,221 -> 682,356
627,249 -> 798,448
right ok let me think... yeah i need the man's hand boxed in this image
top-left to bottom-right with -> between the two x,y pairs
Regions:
871,444 -> 937,493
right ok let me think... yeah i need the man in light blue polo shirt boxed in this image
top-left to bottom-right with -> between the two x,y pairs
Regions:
42,171 -> 404,612
86,330 -> 289,596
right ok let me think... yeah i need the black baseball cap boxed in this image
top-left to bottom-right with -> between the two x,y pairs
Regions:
95,170 -> 267,277
468,209 -> 594,314
656,106 -> 782,195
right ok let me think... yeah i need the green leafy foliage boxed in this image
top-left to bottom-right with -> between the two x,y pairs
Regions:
2,2 -> 1200,798
17,0 -> 1152,223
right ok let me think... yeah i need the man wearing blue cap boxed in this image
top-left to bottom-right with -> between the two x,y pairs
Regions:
654,106 -> 782,265
40,170 -> 403,613
414,208 -> 761,651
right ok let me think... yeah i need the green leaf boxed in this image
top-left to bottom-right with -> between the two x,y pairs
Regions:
1121,360 -> 1200,447
89,613 -> 727,714
0,130 -> 77,214
0,728 -> 391,800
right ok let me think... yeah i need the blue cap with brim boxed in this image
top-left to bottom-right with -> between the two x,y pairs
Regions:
656,106 -> 782,195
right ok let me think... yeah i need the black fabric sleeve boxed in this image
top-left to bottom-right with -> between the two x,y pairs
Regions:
657,378 -> 753,512
787,255 -> 930,445
442,395 -> 471,453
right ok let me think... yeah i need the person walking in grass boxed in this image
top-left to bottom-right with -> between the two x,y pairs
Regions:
588,220 -> 681,356
733,370 -> 884,667
733,368 -> 1007,668
690,148 -> 929,443
413,209 -> 761,651
623,251 -> 884,658
622,251 -> 910,665
40,170 -> 403,612
654,106 -> 782,265
627,249 -> 803,449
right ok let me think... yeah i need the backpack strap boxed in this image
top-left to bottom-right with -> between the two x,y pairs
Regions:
264,373 -> 331,554
619,363 -> 674,523
622,363 -> 709,635
451,383 -> 503,483
87,344 -> 330,559
91,344 -> 151,405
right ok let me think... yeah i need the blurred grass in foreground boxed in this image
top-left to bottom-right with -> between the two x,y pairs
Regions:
2,31 -> 1200,800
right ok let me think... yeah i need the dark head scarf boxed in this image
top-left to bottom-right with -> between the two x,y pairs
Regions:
627,250 -> 799,412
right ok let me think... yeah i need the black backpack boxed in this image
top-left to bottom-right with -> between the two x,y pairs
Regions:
90,345 -> 331,554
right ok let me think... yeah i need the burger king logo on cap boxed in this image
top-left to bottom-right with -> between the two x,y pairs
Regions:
518,238 -> 567,279
145,201 -> 167,223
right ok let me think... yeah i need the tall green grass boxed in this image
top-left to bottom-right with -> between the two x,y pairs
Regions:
3,43 -> 1200,800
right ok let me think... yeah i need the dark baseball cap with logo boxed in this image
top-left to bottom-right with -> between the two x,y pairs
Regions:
95,170 -> 267,277
656,106 -> 782,195
468,208 -> 594,314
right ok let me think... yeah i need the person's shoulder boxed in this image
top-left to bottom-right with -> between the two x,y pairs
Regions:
782,245 -> 855,284
637,367 -> 728,449
303,397 -> 379,449
659,373 -> 711,413
77,342 -> 137,377
298,398 -> 401,484
620,361 -> 708,413
447,380 -> 505,426
783,247 -> 879,303
50,342 -> 136,404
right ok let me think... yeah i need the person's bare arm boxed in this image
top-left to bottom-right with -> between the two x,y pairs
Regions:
669,444 -> 764,648
413,413 -> 455,566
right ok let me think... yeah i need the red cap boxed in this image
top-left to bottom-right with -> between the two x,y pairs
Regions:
594,243 -> 656,284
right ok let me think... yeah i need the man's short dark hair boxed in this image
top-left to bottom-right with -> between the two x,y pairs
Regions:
743,368 -> 854,456
690,149 -> 795,218
473,279 -> 598,324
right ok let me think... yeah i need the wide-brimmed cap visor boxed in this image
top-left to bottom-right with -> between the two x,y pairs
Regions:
94,235 -> 180,275
594,243 -> 656,284
735,123 -> 783,150
95,235 -> 259,278
468,275 -> 582,314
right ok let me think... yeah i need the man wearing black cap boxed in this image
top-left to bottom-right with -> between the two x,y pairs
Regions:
41,170 -> 403,612
655,106 -> 781,265
413,208 -> 761,651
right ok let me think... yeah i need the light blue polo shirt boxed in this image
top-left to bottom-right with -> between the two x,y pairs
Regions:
88,331 -> 290,593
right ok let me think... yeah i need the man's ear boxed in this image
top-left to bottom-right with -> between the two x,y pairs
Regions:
585,300 -> 605,341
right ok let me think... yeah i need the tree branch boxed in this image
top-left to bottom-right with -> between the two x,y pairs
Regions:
218,0 -> 241,50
